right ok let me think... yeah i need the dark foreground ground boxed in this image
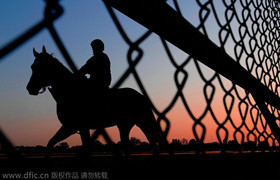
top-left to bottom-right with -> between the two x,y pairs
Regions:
1,152 -> 280,180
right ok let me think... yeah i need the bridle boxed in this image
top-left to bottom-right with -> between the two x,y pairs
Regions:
38,87 -> 47,94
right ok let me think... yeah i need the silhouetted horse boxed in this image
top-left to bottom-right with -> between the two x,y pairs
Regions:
26,46 -> 162,155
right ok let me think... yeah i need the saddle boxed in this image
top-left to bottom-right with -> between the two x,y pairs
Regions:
48,84 -> 113,117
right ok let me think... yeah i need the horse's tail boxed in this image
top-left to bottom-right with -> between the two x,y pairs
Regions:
136,96 -> 165,148
117,88 -> 165,147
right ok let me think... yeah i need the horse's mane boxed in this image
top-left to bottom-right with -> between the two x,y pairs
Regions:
48,54 -> 74,77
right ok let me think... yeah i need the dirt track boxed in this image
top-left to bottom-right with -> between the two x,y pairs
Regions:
1,152 -> 279,180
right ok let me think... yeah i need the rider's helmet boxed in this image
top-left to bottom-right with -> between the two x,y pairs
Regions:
91,39 -> 104,52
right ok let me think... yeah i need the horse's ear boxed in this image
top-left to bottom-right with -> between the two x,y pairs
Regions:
42,45 -> 47,53
33,48 -> 39,57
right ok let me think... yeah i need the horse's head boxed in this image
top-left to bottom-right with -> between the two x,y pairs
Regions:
27,46 -> 53,95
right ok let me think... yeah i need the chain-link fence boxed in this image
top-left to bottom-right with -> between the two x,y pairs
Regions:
1,0 -> 280,156
104,0 -> 280,149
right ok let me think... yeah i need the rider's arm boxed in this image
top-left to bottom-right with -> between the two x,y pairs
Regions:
77,58 -> 92,76
77,64 -> 88,76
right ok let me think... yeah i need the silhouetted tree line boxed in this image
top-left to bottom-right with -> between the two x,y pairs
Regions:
6,137 -> 153,154
1,137 -> 277,154
169,138 -> 277,152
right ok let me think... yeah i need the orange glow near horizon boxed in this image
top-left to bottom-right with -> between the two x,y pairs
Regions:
0,79 -> 275,147
0,100 -> 275,147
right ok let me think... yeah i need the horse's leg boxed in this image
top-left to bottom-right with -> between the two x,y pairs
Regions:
118,125 -> 132,156
46,126 -> 77,157
137,113 -> 163,155
79,128 -> 90,157
141,126 -> 160,153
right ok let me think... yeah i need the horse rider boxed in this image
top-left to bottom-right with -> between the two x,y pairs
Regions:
77,39 -> 112,94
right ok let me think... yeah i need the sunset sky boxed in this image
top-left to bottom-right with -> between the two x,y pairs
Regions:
0,0 -> 271,147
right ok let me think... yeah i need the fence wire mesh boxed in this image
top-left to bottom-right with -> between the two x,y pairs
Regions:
190,0 -> 280,146
104,0 -> 280,149
1,0 -> 280,156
